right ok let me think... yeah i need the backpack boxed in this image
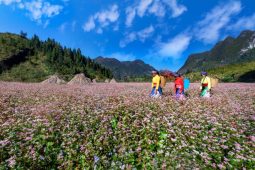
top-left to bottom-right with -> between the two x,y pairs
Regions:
210,78 -> 219,88
160,76 -> 166,88
184,78 -> 190,90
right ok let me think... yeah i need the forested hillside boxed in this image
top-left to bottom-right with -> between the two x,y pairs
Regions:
0,32 -> 112,82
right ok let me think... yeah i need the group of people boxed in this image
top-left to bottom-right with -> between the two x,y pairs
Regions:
150,70 -> 212,99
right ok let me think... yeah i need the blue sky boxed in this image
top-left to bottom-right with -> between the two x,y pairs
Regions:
0,0 -> 255,71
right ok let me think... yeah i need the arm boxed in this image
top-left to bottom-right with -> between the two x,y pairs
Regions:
200,78 -> 203,90
207,77 -> 211,90
156,76 -> 160,90
181,79 -> 184,92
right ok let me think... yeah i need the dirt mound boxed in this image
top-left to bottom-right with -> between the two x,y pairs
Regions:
110,78 -> 117,83
67,73 -> 91,85
41,75 -> 66,85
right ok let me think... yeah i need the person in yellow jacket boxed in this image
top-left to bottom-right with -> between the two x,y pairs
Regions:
150,71 -> 162,97
200,71 -> 211,97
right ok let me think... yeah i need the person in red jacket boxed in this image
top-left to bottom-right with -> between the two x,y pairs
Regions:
174,73 -> 184,98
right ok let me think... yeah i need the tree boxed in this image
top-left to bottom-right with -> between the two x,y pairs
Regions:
20,31 -> 27,39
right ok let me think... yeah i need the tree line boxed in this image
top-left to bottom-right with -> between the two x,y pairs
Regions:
27,34 -> 113,80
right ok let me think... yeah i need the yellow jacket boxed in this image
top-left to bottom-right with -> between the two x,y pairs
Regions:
201,76 -> 211,90
152,75 -> 161,90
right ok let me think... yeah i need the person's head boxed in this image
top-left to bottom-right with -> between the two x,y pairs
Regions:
151,70 -> 158,77
201,71 -> 207,76
174,72 -> 181,78
173,73 -> 178,78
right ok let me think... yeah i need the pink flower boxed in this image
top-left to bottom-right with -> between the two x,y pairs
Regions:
217,164 -> 225,169
249,136 -> 255,142
234,143 -> 241,150
25,137 -> 32,141
0,139 -> 10,147
221,145 -> 228,149
7,156 -> 16,168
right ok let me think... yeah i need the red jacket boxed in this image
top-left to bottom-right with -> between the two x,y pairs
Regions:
174,77 -> 184,93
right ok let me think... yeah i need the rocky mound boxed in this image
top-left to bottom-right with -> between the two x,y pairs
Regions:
110,78 -> 117,83
67,73 -> 91,85
92,79 -> 97,83
41,75 -> 66,85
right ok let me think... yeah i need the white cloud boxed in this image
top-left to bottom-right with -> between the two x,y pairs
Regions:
59,22 -> 67,32
0,0 -> 63,25
0,0 -> 21,5
71,21 -> 76,32
163,0 -> 187,18
41,2 -> 62,18
120,25 -> 155,47
137,25 -> 155,42
158,34 -> 191,58
125,7 -> 136,27
120,32 -> 137,48
153,1 -> 242,59
107,52 -> 136,61
137,0 -> 153,17
96,28 -> 103,34
43,19 -> 49,29
125,0 -> 187,27
95,4 -> 119,27
83,4 -> 119,33
228,13 -> 255,31
83,16 -> 95,32
195,1 -> 241,44
59,21 -> 77,33
149,0 -> 165,17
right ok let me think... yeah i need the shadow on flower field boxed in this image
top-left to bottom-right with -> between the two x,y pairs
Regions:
0,82 -> 254,169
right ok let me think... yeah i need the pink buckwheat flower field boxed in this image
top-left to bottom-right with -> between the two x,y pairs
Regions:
0,82 -> 254,169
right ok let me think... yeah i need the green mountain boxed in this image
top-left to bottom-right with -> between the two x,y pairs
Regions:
95,56 -> 155,80
185,61 -> 255,82
0,32 -> 112,82
179,30 -> 255,74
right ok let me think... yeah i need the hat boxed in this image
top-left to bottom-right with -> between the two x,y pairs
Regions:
173,72 -> 179,77
151,70 -> 157,74
201,71 -> 207,76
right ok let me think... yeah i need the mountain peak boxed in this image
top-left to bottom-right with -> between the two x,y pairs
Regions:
95,57 -> 155,80
179,30 -> 255,74
238,30 -> 255,38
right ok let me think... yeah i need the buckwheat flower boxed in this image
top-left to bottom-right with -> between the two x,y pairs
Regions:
39,155 -> 45,160
249,136 -> 255,142
234,143 -> 241,150
224,157 -> 229,162
217,164 -> 226,170
0,139 -> 10,147
221,145 -> 228,149
94,155 -> 100,164
25,136 -> 32,141
202,136 -> 208,140
7,156 -> 16,168
212,163 -> 216,168
171,138 -> 177,142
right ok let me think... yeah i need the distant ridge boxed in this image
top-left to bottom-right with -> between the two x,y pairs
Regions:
95,56 -> 155,80
179,30 -> 255,82
179,30 -> 255,74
